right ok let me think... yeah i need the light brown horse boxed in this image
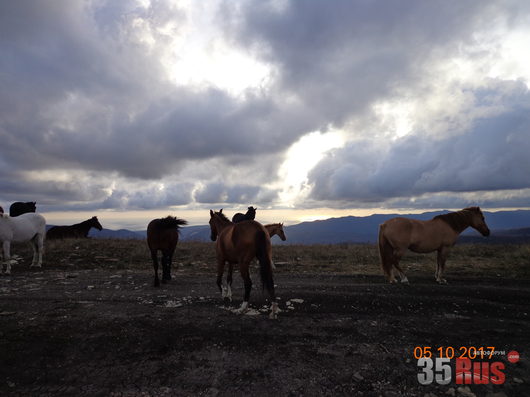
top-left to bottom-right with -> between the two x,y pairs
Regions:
147,216 -> 187,287
265,223 -> 287,241
209,209 -> 278,318
378,207 -> 490,284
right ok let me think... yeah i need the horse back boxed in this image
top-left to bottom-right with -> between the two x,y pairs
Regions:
382,217 -> 457,253
214,220 -> 264,262
147,220 -> 179,252
46,225 -> 69,240
9,213 -> 46,241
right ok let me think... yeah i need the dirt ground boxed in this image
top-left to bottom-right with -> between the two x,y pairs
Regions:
0,254 -> 529,396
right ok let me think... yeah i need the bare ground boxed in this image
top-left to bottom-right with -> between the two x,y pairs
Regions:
0,243 -> 529,397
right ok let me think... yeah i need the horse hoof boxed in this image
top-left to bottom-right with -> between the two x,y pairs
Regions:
436,279 -> 448,285
237,302 -> 249,314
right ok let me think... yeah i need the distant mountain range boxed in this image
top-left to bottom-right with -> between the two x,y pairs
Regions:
82,209 -> 530,244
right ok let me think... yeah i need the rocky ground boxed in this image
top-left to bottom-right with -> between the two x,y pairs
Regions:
0,255 -> 529,397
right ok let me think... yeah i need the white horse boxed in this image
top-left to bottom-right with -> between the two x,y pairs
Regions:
0,213 -> 46,274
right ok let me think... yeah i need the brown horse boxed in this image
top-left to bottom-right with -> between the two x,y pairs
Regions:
265,223 -> 287,241
378,207 -> 490,284
209,209 -> 278,318
147,216 -> 187,287
46,216 -> 103,240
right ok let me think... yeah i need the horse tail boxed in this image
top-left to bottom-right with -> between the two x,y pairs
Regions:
255,228 -> 275,299
378,223 -> 394,281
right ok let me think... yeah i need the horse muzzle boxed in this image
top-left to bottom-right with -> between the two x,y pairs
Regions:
210,234 -> 217,242
481,227 -> 491,237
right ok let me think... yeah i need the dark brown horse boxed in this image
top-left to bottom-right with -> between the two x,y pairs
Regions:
209,209 -> 278,318
46,216 -> 103,240
232,206 -> 256,223
378,207 -> 490,284
147,216 -> 187,287
9,201 -> 36,217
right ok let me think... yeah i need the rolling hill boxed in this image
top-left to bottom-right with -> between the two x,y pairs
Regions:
81,209 -> 530,245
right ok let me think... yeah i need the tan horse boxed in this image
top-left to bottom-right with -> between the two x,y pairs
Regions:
265,223 -> 287,241
209,209 -> 278,319
378,207 -> 490,284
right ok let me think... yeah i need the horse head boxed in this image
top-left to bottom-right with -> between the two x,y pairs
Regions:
466,207 -> 490,237
247,206 -> 256,219
209,209 -> 220,241
91,216 -> 103,231
277,222 -> 287,241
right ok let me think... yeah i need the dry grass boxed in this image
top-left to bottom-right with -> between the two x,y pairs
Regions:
9,239 -> 530,279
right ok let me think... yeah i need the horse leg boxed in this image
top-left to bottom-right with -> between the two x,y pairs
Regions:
161,252 -> 171,283
216,258 -> 226,299
36,233 -> 44,267
389,248 -> 405,283
225,262 -> 233,302
30,234 -> 43,268
237,262 -> 252,314
436,247 -> 449,284
161,254 -> 168,283
151,250 -> 160,287
393,261 -> 409,284
2,241 -> 11,274
166,252 -> 175,281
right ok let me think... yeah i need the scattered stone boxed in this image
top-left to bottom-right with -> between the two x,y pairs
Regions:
353,372 -> 364,381
165,300 -> 183,308
513,377 -> 524,384
445,388 -> 456,396
290,298 -> 304,304
456,386 -> 476,397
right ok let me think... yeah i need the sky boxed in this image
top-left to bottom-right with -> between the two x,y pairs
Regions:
1,0 -> 530,229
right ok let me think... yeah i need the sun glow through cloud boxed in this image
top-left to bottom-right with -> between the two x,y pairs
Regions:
278,130 -> 345,206
162,1 -> 272,96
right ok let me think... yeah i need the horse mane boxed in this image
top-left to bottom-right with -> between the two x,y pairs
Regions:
158,216 -> 188,229
433,208 -> 478,232
215,211 -> 232,223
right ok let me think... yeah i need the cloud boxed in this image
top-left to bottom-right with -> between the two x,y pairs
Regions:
1,0 -> 530,216
308,80 -> 530,207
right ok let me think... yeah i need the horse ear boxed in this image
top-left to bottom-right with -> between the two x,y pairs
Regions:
210,210 -> 214,216
220,208 -> 223,213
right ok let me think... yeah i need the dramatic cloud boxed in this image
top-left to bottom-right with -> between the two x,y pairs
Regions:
1,0 -> 529,225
